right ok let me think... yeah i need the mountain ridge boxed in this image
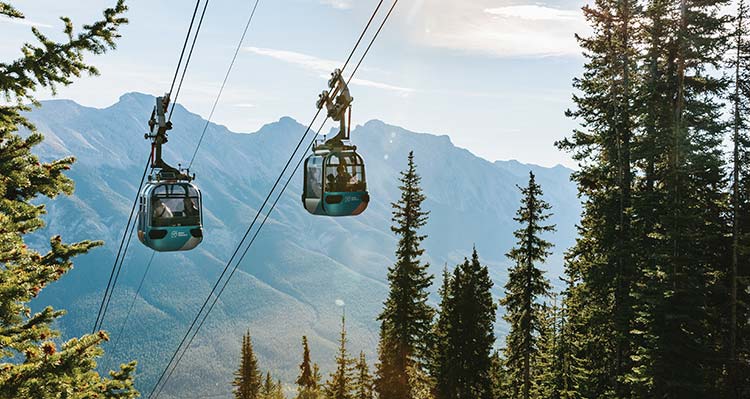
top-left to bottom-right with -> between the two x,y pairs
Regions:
26,92 -> 581,398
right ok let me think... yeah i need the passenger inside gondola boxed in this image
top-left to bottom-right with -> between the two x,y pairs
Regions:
153,198 -> 173,220
335,163 -> 352,191
183,197 -> 199,216
324,157 -> 364,192
151,184 -> 201,227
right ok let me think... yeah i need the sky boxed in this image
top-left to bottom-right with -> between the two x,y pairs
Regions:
0,0 -> 591,168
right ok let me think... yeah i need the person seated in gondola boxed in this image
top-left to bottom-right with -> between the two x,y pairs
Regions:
335,163 -> 352,191
153,198 -> 173,222
326,172 -> 337,191
307,168 -> 322,198
183,197 -> 199,217
349,170 -> 360,190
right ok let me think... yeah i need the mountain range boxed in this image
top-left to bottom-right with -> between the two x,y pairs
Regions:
26,92 -> 580,398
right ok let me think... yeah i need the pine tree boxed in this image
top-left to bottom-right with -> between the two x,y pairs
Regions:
325,315 -> 353,399
555,278 -> 582,399
501,172 -> 554,399
490,351 -> 511,399
375,151 -> 434,399
262,372 -> 275,398
313,364 -> 323,389
534,302 -> 558,399
295,336 -> 321,399
260,372 -> 285,399
727,1 -> 750,396
0,2 -> 136,398
555,0 -> 641,392
626,0 -> 730,394
234,332 -> 263,399
353,352 -> 374,399
431,266 -> 454,398
406,363 -> 434,399
434,249 -> 496,399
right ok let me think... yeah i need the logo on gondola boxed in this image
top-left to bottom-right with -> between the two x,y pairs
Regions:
170,231 -> 188,238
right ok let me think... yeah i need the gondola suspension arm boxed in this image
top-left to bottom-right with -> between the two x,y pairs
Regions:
316,68 -> 353,147
145,95 -> 193,181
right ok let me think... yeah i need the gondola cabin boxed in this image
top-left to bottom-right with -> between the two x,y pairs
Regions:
138,180 -> 203,251
303,149 -> 369,216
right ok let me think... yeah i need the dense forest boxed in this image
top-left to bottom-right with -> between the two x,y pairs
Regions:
1,0 -> 749,398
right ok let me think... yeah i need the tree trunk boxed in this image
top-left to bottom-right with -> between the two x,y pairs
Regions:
729,2 -> 744,396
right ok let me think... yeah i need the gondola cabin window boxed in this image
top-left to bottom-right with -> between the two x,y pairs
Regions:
151,183 -> 201,227
306,156 -> 324,199
324,153 -> 365,193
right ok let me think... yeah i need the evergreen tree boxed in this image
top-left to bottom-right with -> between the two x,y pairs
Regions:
534,293 -> 581,399
0,2 -> 136,398
406,363 -> 434,399
727,1 -> 750,396
313,364 -> 323,389
501,172 -> 554,399
325,315 -> 353,399
431,266 -> 454,397
490,351 -> 510,399
554,278 -> 582,399
353,352 -> 374,399
534,302 -> 558,399
261,372 -> 284,399
233,332 -> 263,399
556,0 -> 641,392
295,336 -> 321,399
434,249 -> 496,399
262,372 -> 275,398
627,0 -> 730,394
375,151 -> 434,399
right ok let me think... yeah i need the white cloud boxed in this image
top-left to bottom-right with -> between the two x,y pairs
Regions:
350,77 -> 415,94
321,0 -> 353,9
0,16 -> 52,28
409,1 -> 589,57
243,46 -> 415,94
244,46 -> 339,73
232,103 -> 256,108
484,5 -> 580,20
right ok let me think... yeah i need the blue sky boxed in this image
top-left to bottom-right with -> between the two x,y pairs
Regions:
0,0 -> 590,167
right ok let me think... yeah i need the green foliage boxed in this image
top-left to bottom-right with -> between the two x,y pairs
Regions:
233,332 -> 263,399
352,352 -> 373,399
0,2 -> 134,398
728,1 -> 750,396
406,363 -> 433,399
375,151 -> 434,399
501,172 -> 554,399
534,302 -> 557,399
433,249 -> 496,399
296,336 -> 315,390
534,296 -> 578,399
625,0 -> 730,394
557,0 -> 741,393
295,337 -> 322,399
261,372 -> 284,399
324,316 -> 354,399
490,351 -> 511,399
555,0 -> 641,393
0,1 -> 127,125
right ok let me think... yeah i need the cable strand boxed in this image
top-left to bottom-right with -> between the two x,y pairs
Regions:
92,156 -> 149,334
169,0 -> 212,121
188,0 -> 261,169
110,251 -> 156,357
169,0 -> 203,95
147,0 -> 399,396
